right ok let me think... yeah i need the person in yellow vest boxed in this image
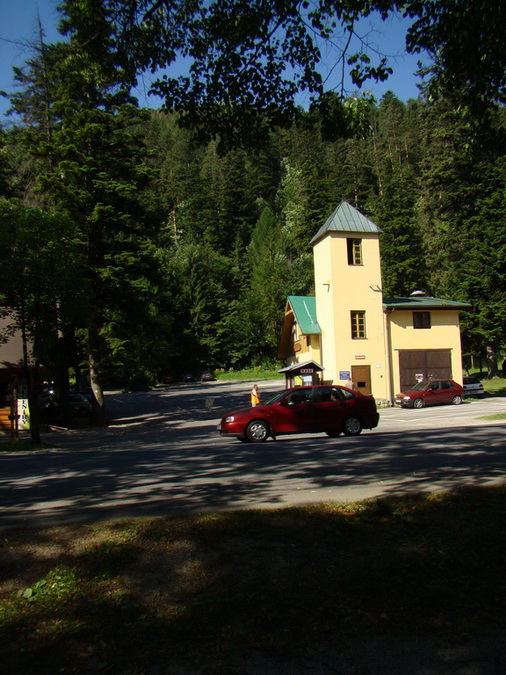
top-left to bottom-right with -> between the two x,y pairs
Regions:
250,384 -> 260,407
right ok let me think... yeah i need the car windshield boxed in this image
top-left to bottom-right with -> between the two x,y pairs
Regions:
410,381 -> 429,391
264,391 -> 286,405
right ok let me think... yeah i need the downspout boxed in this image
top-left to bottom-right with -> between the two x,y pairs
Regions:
384,308 -> 395,406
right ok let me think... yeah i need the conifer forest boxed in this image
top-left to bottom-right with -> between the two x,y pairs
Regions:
0,0 -> 505,426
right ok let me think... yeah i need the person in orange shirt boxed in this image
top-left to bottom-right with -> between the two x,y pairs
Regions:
250,384 -> 260,407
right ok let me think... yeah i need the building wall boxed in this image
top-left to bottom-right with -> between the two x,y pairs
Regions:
388,309 -> 465,393
313,232 -> 390,400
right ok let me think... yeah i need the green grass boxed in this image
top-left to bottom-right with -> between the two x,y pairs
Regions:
214,366 -> 284,381
0,439 -> 49,453
479,412 -> 506,421
2,487 -> 506,673
468,371 -> 506,396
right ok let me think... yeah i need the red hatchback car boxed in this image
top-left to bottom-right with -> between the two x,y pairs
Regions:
395,379 -> 464,408
218,384 -> 379,442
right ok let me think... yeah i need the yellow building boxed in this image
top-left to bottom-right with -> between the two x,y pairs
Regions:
278,201 -> 470,404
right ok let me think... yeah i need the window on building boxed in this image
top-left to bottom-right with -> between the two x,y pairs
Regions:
347,238 -> 363,265
413,311 -> 431,329
351,311 -> 366,339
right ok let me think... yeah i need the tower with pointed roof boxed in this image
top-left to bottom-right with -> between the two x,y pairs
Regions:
311,201 -> 388,399
278,201 -> 469,403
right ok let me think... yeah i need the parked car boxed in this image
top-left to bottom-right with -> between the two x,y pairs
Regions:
159,373 -> 174,385
181,373 -> 196,383
40,392 -> 92,418
218,384 -> 379,442
201,371 -> 215,382
395,379 -> 464,408
69,393 -> 92,417
463,376 -> 485,398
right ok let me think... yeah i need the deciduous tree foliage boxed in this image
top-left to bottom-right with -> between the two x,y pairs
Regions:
58,0 -> 506,149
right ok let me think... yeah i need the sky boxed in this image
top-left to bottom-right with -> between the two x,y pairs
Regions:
0,0 -> 427,123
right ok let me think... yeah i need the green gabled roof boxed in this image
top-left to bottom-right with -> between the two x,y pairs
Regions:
287,296 -> 321,334
383,296 -> 471,310
310,201 -> 381,245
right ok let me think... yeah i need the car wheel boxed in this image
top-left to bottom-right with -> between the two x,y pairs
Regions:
343,417 -> 362,436
245,420 -> 270,442
413,398 -> 424,409
452,395 -> 463,405
325,430 -> 341,437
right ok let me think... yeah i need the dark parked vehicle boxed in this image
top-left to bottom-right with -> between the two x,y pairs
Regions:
395,379 -> 464,408
201,371 -> 215,382
40,392 -> 92,419
463,376 -> 485,398
218,384 -> 379,442
69,393 -> 92,417
181,373 -> 196,383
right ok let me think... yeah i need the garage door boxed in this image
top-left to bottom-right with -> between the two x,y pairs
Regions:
398,350 -> 452,390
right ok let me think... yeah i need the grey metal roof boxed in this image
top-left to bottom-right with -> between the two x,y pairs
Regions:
383,296 -> 471,310
310,201 -> 381,245
278,360 -> 324,374
286,296 -> 321,334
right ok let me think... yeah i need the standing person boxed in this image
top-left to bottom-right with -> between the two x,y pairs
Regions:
250,384 -> 260,407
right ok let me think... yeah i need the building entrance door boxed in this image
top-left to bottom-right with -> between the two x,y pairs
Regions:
351,365 -> 372,396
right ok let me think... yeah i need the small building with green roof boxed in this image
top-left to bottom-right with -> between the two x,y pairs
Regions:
278,201 -> 470,404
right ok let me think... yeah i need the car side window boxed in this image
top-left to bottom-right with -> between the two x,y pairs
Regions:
286,389 -> 311,405
315,387 -> 343,403
341,388 -> 356,400
441,381 -> 451,389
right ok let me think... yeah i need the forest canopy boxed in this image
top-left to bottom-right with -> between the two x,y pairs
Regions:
0,0 -> 505,436
56,0 -> 506,147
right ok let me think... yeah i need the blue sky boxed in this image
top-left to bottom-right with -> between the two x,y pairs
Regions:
0,0 -> 427,122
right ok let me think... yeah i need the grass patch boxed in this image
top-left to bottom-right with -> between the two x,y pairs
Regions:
215,366 -> 284,381
0,439 -> 50,453
483,376 -> 506,396
1,487 -> 506,673
468,372 -> 506,396
478,412 -> 506,421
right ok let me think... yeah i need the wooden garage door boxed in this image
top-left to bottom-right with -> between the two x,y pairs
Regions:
398,350 -> 452,390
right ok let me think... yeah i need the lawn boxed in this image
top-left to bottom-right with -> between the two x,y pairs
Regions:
2,487 -> 506,673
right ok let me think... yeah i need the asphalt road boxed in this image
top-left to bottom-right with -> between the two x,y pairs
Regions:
1,380 -> 505,529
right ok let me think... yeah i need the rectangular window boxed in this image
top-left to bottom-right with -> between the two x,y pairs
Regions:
351,311 -> 366,339
413,312 -> 431,329
347,238 -> 363,265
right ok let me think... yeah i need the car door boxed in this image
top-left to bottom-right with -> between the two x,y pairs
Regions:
271,387 -> 317,434
312,386 -> 351,432
424,381 -> 444,406
440,380 -> 461,403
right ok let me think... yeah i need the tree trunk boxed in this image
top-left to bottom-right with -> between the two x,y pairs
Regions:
88,321 -> 106,425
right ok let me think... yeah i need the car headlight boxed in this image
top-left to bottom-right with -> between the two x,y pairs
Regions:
224,415 -> 235,423
403,396 -> 411,401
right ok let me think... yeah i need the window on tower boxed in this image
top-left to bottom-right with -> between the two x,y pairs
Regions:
351,311 -> 366,339
347,238 -> 363,265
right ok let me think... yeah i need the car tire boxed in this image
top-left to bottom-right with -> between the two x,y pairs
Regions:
413,398 -> 424,409
245,420 -> 270,442
452,395 -> 463,405
325,430 -> 341,437
343,417 -> 362,436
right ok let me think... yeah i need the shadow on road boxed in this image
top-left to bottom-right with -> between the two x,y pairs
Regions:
1,379 -> 505,528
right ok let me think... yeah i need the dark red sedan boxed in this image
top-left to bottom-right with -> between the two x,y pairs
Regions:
218,384 -> 379,442
394,379 -> 464,408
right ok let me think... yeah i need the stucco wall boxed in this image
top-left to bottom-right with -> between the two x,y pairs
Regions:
388,309 -> 465,392
314,232 -> 390,400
